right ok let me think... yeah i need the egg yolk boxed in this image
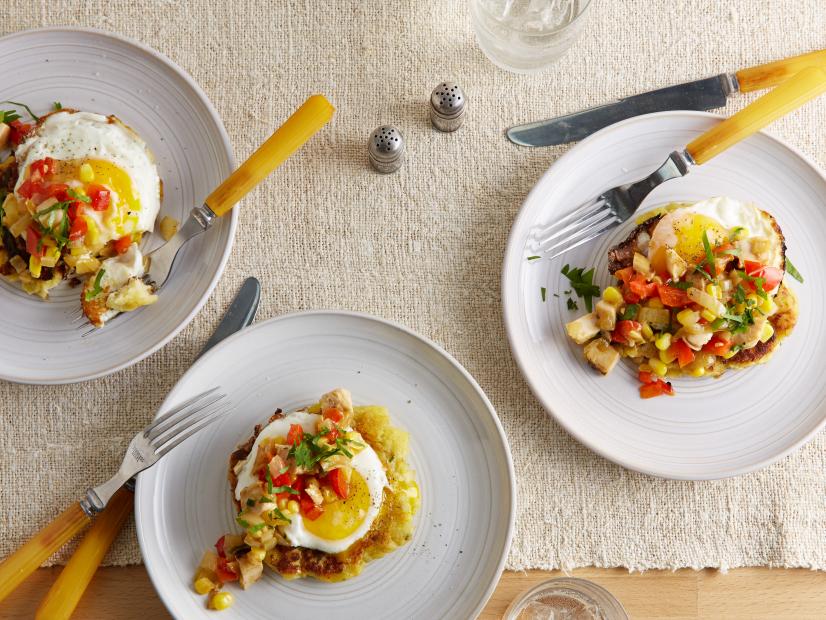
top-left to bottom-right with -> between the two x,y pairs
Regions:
303,471 -> 374,540
49,158 -> 142,214
650,213 -> 727,273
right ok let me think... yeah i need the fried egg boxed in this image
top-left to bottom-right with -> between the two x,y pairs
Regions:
647,196 -> 784,275
13,110 -> 161,249
234,411 -> 388,554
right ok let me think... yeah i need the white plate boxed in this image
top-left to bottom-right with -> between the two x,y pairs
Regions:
0,27 -> 236,384
503,111 -> 826,480
135,311 -> 515,619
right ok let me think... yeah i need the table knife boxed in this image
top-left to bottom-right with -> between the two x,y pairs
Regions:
32,277 -> 261,620
507,48 -> 826,147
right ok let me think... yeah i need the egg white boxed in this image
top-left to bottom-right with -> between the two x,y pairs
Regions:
234,410 -> 389,554
13,111 -> 161,241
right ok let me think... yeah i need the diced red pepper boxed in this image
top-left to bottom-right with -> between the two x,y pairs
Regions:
69,216 -> 87,241
639,379 -> 675,399
328,468 -> 349,500
300,493 -> 324,521
629,274 -> 658,300
611,320 -> 642,345
68,202 -> 82,222
87,184 -> 111,211
113,234 -> 132,255
30,157 -> 55,181
744,260 -> 783,292
702,334 -> 733,357
621,284 -> 641,304
44,183 -> 70,202
322,407 -> 344,422
325,428 -> 340,442
8,120 -> 31,147
272,472 -> 292,487
657,284 -> 691,307
670,338 -> 695,368
17,178 -> 44,200
614,267 -> 634,284
216,557 -> 238,583
25,225 -> 44,258
291,475 -> 305,493
215,535 -> 226,558
638,370 -> 655,384
286,424 -> 304,446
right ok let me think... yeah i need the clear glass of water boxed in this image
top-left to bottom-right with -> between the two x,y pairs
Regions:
470,0 -> 593,73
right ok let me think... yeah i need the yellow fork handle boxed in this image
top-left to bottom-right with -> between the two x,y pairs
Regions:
205,94 -> 334,217
736,48 -> 826,93
35,489 -> 133,620
0,502 -> 91,604
686,66 -> 826,166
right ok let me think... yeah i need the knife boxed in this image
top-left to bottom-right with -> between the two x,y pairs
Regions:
507,48 -> 826,147
33,276 -> 261,620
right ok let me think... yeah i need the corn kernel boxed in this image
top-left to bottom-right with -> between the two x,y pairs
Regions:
677,309 -> 699,326
194,576 -> 215,595
602,286 -> 622,305
638,363 -> 652,372
759,322 -> 774,343
646,297 -> 664,309
648,357 -> 668,377
722,350 -> 737,359
688,365 -> 706,377
734,303 -> 745,314
641,323 -> 654,341
287,499 -> 299,513
700,309 -> 717,323
655,333 -> 672,351
759,296 -> 776,315
28,256 -> 42,279
79,162 -> 95,183
249,547 -> 267,562
277,498 -> 287,510
210,591 -> 234,611
706,284 -> 722,299
659,347 -> 677,364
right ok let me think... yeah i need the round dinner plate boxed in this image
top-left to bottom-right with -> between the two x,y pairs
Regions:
0,27 -> 236,383
135,311 -> 515,619
503,111 -> 826,480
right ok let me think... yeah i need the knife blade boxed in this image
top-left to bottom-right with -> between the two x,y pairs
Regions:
33,277 -> 261,620
507,48 -> 826,147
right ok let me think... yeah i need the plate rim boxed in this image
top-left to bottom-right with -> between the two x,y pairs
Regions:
502,109 -> 826,481
135,309 -> 516,619
0,25 -> 238,385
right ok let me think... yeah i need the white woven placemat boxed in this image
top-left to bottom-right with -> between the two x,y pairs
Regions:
1,0 -> 826,570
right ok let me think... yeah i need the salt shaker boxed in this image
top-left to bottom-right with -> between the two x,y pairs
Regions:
368,125 -> 405,173
429,82 -> 466,132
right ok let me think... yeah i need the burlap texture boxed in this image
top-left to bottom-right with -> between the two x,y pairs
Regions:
1,0 -> 826,570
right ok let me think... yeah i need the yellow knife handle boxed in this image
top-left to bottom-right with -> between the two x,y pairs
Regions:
686,66 -> 826,166
205,94 -> 334,217
34,489 -> 134,620
735,48 -> 826,93
0,502 -> 91,604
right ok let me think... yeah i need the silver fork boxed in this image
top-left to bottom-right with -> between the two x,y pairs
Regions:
530,65 -> 826,260
0,386 -> 230,603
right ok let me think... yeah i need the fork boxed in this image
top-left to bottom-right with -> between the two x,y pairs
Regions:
531,66 -> 826,259
72,94 -> 334,333
0,386 -> 230,604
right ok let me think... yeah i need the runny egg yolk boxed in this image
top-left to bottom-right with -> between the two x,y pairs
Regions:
303,471 -> 373,540
50,158 -> 142,214
649,213 -> 727,274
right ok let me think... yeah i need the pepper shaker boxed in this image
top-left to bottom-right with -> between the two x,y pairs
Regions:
430,82 -> 466,132
368,125 -> 405,173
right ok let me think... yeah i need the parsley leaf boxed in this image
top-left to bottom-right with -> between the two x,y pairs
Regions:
271,485 -> 299,495
527,255 -> 540,261
785,257 -> 804,283
621,304 -> 640,320
701,230 -> 715,268
0,109 -> 20,124
265,467 -> 274,494
85,269 -> 106,301
269,508 -> 291,523
67,188 -> 91,203
668,280 -> 692,290
0,100 -> 38,121
561,264 -> 601,312
53,101 -> 62,111
566,297 -> 578,311
540,287 -> 547,302
246,498 -> 256,507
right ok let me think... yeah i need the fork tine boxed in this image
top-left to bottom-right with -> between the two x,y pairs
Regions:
153,404 -> 229,458
150,397 -> 227,450
536,209 -> 619,254
532,196 -> 607,240
533,200 -> 611,247
145,388 -> 222,440
544,216 -> 621,260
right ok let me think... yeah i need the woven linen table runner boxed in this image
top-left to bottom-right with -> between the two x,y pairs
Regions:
1,0 -> 826,570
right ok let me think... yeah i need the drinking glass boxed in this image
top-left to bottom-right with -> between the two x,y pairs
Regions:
470,0 -> 593,73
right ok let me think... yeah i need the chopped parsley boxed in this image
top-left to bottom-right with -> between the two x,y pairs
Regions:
621,304 -> 640,320
527,255 -> 540,261
236,516 -> 250,528
786,257 -> 803,283
52,101 -> 63,111
265,468 -> 274,494
0,109 -> 20,124
0,100 -> 38,121
668,280 -> 692,290
270,485 -> 299,495
85,269 -> 106,301
566,297 -> 578,311
288,426 -> 362,470
67,188 -> 91,203
701,230 -> 715,269
561,264 -> 600,312
540,287 -> 547,302
246,498 -> 256,507
269,508 -> 291,523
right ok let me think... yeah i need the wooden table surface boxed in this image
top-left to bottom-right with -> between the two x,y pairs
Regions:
5,566 -> 826,619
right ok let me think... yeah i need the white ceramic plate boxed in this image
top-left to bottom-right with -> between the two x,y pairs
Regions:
135,311 -> 515,619
503,111 -> 826,480
0,27 -> 236,384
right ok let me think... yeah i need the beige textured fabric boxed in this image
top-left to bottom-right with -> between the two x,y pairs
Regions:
1,0 -> 826,571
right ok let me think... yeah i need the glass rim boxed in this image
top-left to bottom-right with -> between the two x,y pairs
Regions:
473,0 -> 593,37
